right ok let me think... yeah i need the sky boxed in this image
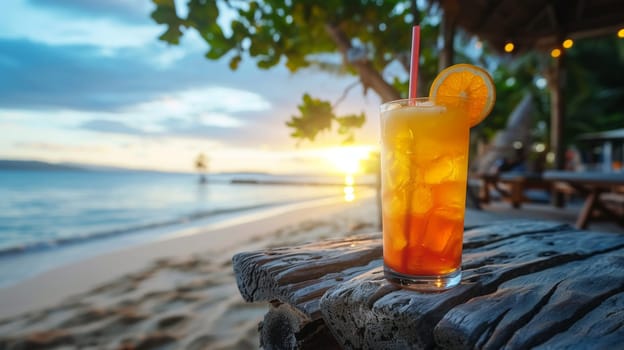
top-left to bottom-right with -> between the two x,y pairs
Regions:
0,0 -> 382,174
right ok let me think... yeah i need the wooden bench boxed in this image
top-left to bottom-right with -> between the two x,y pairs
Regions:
478,173 -> 550,208
233,220 -> 624,349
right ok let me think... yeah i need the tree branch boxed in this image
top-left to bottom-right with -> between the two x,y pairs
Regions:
332,80 -> 360,109
325,23 -> 400,102
411,0 -> 421,25
397,52 -> 410,73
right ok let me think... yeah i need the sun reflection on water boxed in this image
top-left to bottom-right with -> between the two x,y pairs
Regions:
345,174 -> 354,186
343,174 -> 355,202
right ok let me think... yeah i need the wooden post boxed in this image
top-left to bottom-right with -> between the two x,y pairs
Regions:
439,0 -> 458,70
549,51 -> 566,207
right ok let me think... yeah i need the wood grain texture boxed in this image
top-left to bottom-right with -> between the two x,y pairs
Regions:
233,233 -> 382,318
233,233 -> 382,349
233,220 -> 624,349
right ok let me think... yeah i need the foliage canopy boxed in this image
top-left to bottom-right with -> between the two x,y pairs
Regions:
151,0 -> 440,142
151,0 -> 623,148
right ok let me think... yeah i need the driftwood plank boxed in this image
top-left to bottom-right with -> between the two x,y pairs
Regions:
233,220 -> 624,349
320,221 -> 624,349
233,233 -> 381,316
535,291 -> 624,349
232,233 -> 382,349
435,251 -> 624,349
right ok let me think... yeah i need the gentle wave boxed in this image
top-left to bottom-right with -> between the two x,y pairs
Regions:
0,200 -> 300,258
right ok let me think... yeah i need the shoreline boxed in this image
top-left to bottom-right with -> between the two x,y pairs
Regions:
0,193 -> 367,289
230,178 -> 376,187
0,199 -> 308,257
0,192 -> 349,258
0,170 -> 368,277
0,192 -> 377,320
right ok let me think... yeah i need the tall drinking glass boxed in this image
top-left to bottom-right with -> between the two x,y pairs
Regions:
380,97 -> 469,291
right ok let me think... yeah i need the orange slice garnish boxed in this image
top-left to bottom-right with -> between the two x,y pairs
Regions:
429,63 -> 495,127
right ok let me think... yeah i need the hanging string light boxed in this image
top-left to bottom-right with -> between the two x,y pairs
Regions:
504,42 -> 514,53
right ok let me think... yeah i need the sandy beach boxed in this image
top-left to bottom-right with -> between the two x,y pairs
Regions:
0,185 -> 579,350
0,194 -> 380,349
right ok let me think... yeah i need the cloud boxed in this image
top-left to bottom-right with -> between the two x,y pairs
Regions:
159,113 -> 244,129
198,114 -> 244,128
75,111 -> 291,149
0,38 -> 226,111
28,0 -> 154,24
0,35 -> 371,120
129,87 -> 271,118
1,1 -> 160,48
78,114 -> 248,139
0,39 -> 155,110
0,34 -> 380,154
14,141 -> 106,153
74,85 -> 273,144
80,119 -> 144,135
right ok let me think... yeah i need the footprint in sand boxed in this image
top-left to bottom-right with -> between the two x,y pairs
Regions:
156,314 -> 190,333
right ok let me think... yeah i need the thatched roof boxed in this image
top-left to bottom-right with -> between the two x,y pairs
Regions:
442,0 -> 624,53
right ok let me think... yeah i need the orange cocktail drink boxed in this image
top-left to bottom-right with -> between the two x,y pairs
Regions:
380,98 -> 468,290
380,64 -> 495,291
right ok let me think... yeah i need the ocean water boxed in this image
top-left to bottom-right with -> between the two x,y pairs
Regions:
0,170 -> 372,287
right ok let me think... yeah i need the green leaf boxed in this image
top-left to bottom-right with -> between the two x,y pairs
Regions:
286,94 -> 335,142
161,26 -> 187,44
229,55 -> 242,70
336,113 -> 366,143
151,0 -> 184,44
336,113 -> 366,132
257,54 -> 280,69
151,0 -> 176,23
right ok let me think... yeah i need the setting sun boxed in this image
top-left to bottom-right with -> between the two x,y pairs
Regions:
324,146 -> 374,174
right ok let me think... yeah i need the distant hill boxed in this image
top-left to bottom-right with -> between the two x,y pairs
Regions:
0,160 -> 84,171
0,160 -> 191,174
0,160 -> 281,176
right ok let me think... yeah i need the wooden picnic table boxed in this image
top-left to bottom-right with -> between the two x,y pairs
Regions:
233,220 -> 624,349
478,172 -> 550,208
543,170 -> 624,229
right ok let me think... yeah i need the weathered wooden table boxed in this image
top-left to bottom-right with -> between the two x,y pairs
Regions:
544,170 -> 624,229
233,220 -> 624,349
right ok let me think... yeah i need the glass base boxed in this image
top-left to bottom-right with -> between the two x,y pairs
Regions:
384,266 -> 461,292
